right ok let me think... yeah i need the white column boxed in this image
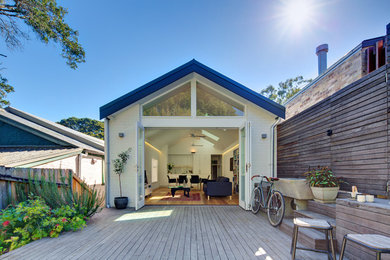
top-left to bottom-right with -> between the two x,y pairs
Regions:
191,79 -> 196,117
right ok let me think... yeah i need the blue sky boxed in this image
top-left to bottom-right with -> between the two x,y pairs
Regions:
1,0 -> 390,121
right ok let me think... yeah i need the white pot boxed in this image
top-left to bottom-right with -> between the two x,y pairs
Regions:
310,186 -> 339,203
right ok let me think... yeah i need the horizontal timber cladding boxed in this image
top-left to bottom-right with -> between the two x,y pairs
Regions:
277,65 -> 390,196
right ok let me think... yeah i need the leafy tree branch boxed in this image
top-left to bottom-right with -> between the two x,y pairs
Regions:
261,76 -> 312,105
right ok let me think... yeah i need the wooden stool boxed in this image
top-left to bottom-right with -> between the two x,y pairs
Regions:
340,234 -> 390,260
291,218 -> 336,260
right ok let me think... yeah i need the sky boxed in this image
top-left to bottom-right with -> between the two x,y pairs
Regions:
1,0 -> 390,121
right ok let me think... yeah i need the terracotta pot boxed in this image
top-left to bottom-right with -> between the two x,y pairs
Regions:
310,186 -> 339,203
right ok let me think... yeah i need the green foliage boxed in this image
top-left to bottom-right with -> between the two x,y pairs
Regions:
0,0 -> 85,106
57,117 -> 104,140
304,166 -> 343,187
14,170 -> 104,218
0,73 -> 14,107
167,163 -> 174,172
196,92 -> 240,116
143,88 -> 191,116
113,149 -> 131,197
0,197 -> 86,255
0,0 -> 85,69
261,76 -> 312,105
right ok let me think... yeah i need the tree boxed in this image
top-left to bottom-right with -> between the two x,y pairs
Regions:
261,76 -> 312,105
0,72 -> 14,106
0,0 -> 85,106
58,117 -> 104,140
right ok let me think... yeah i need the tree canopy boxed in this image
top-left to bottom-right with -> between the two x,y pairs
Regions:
0,0 -> 85,106
261,76 -> 312,105
58,117 -> 104,140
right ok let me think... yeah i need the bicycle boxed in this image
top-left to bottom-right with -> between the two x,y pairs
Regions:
250,175 -> 285,227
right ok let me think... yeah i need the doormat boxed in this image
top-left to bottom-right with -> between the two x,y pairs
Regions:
161,192 -> 201,201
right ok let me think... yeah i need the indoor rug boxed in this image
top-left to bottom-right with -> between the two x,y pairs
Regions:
161,192 -> 201,201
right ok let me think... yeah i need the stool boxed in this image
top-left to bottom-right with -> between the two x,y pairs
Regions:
291,218 -> 336,260
340,234 -> 390,260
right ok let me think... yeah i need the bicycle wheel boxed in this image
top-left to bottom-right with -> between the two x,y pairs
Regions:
267,190 -> 285,227
251,188 -> 262,214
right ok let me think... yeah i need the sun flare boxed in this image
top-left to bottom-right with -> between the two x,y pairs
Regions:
276,0 -> 319,36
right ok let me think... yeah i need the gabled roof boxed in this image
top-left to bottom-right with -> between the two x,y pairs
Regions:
0,107 -> 104,155
100,59 -> 285,119
0,147 -> 82,167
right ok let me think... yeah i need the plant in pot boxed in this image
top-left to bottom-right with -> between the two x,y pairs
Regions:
304,166 -> 343,203
167,163 -> 174,174
113,148 -> 131,209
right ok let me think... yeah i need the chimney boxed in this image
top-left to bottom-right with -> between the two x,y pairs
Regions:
316,44 -> 329,75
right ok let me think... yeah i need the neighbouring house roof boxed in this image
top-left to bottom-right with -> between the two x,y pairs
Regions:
0,107 -> 104,156
0,147 -> 82,168
285,35 -> 386,105
100,59 -> 285,119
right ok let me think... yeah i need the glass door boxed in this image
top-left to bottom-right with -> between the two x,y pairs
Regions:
135,122 -> 145,210
239,122 -> 251,210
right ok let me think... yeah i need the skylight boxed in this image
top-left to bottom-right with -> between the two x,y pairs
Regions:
201,130 -> 219,141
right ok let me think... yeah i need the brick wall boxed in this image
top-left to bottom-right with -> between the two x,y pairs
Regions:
285,50 -> 363,119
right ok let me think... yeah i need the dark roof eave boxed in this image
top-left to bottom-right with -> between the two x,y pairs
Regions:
99,60 -> 285,119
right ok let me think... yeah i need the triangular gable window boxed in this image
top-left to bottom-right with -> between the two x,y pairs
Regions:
143,82 -> 191,116
196,82 -> 244,116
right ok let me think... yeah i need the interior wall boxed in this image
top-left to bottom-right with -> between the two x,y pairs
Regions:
222,148 -> 235,182
168,136 -> 223,183
144,144 -> 161,190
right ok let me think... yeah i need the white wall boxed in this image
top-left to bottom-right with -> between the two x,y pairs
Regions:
166,136 -> 223,184
80,155 -> 103,185
107,105 -> 139,208
35,155 -> 77,173
34,154 -> 103,185
222,148 -> 235,182
144,144 -> 161,190
246,103 -> 277,179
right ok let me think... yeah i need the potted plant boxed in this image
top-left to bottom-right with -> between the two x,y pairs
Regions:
304,166 -> 343,203
113,148 -> 131,209
167,163 -> 174,174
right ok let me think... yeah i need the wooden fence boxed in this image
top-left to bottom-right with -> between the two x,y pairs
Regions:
277,65 -> 390,196
0,166 -> 84,209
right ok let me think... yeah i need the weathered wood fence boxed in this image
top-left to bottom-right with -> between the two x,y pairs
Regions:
0,166 -> 84,209
277,65 -> 390,196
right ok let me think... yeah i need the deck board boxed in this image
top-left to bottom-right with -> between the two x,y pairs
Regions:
1,206 -> 340,260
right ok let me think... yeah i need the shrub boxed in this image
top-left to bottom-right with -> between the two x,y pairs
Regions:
0,197 -> 86,255
304,166 -> 344,187
14,170 -> 104,218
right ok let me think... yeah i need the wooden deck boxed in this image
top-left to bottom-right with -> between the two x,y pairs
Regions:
2,206 -> 336,260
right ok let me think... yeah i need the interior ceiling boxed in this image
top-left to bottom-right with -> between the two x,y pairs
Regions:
145,128 -> 238,151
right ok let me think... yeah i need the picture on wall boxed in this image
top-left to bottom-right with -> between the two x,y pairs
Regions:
230,157 -> 233,171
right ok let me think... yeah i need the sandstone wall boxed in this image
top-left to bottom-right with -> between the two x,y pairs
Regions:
285,50 -> 363,119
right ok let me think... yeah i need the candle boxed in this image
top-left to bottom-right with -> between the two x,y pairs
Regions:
357,195 -> 366,203
366,195 -> 374,203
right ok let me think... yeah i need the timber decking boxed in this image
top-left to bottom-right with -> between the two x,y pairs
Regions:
1,206 -> 334,260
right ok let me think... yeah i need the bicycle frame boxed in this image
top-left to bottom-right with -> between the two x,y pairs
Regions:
253,176 -> 274,209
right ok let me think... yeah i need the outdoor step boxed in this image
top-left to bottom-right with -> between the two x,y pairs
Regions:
294,210 -> 336,230
279,218 -> 338,251
307,200 -> 336,218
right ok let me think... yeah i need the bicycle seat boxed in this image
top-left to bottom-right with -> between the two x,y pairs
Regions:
265,177 -> 279,182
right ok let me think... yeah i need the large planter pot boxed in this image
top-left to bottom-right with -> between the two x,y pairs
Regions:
114,197 -> 128,209
310,186 -> 339,203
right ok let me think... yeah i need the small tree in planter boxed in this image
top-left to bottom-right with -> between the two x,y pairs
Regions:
304,166 -> 344,203
113,149 -> 131,209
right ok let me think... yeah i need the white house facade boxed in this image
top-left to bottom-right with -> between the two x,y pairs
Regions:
100,60 -> 285,210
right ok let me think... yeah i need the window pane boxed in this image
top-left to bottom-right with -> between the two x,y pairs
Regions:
143,83 -> 191,116
196,82 -> 244,116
